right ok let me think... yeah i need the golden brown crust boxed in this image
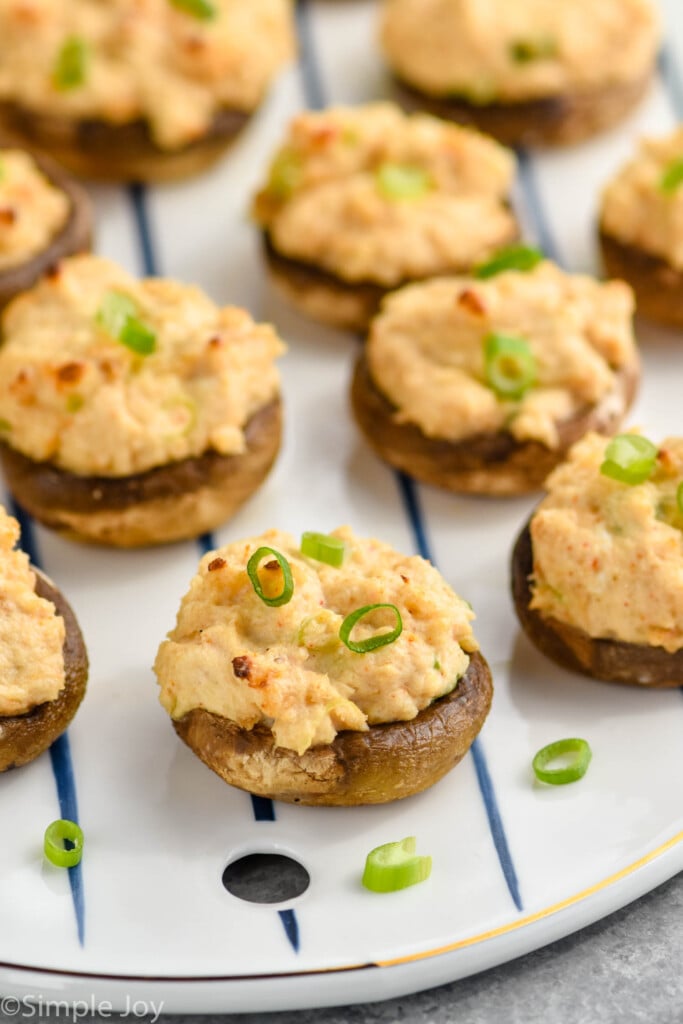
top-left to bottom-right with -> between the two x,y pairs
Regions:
0,104 -> 250,183
599,228 -> 683,328
0,398 -> 282,547
173,650 -> 493,806
511,521 -> 683,686
0,571 -> 88,771
392,71 -> 653,148
0,151 -> 91,310
351,353 -> 639,496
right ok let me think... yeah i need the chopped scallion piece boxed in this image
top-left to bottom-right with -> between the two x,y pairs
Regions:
532,738 -> 592,785
375,162 -> 433,201
53,37 -> 89,91
300,531 -> 347,567
362,837 -> 432,893
475,244 -> 544,279
339,603 -> 402,653
510,36 -> 557,63
600,434 -> 657,485
484,332 -> 536,400
247,547 -> 294,607
659,158 -> 683,195
267,149 -> 303,200
44,819 -> 84,868
168,0 -> 217,19
66,394 -> 84,414
119,318 -> 157,356
677,481 -> 683,516
96,291 -> 156,356
0,417 -> 10,432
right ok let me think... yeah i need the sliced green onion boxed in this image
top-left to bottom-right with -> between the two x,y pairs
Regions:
96,290 -> 137,337
510,36 -> 557,63
247,547 -> 294,607
659,158 -> 683,195
677,481 -> 683,516
168,0 -> 217,19
53,37 -> 89,91
267,148 -> 303,200
362,837 -> 432,893
375,162 -> 433,201
339,603 -> 403,654
96,291 -> 156,356
300,531 -> 347,567
0,417 -> 11,432
66,394 -> 84,414
119,318 -> 156,356
484,332 -> 536,400
475,244 -> 544,279
532,738 -> 592,785
600,434 -> 658,485
44,819 -> 84,868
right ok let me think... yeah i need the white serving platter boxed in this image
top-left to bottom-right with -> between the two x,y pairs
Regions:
1,0 -> 683,1013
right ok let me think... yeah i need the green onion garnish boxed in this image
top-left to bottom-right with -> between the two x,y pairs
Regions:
53,37 -> 89,91
0,417 -> 10,432
532,738 -> 592,785
375,162 -> 433,201
475,243 -> 544,279
247,547 -> 294,607
600,434 -> 658,485
44,819 -> 84,868
300,532 -> 347,567
267,149 -> 303,200
339,603 -> 403,654
168,0 -> 217,19
96,291 -> 156,356
510,36 -> 557,63
119,318 -> 156,356
484,332 -> 536,400
66,394 -> 84,414
659,158 -> 683,195
362,837 -> 432,893
677,481 -> 683,516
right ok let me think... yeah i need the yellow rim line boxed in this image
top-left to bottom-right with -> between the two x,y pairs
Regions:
376,831 -> 683,967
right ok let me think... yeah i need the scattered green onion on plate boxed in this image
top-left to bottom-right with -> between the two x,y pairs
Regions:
532,738 -> 592,786
362,836 -> 432,893
44,819 -> 84,868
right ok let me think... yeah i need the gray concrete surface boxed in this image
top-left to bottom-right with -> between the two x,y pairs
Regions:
3,870 -> 682,1024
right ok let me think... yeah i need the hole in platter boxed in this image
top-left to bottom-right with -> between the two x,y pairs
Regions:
222,853 -> 310,904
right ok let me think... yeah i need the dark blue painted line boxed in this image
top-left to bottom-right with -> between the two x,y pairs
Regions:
278,909 -> 300,952
49,735 -> 86,944
126,184 -> 296,951
128,183 -> 160,276
292,0 -> 523,916
251,796 -> 277,821
516,149 -> 564,267
295,0 -> 327,112
659,46 -> 683,120
9,498 -> 86,943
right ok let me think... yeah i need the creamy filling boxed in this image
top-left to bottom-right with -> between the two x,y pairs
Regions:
0,254 -> 284,477
154,527 -> 478,754
0,150 -> 70,271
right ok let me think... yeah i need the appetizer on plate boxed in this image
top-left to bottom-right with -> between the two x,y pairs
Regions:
154,527 -> 493,805
0,149 -> 91,311
0,0 -> 295,182
380,0 -> 659,147
0,504 -> 88,771
512,431 -> 683,686
600,127 -> 683,327
0,254 -> 284,547
351,250 -> 640,495
252,102 -> 518,331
